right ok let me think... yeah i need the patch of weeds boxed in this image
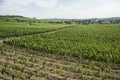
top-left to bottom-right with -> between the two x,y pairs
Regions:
29,56 -> 37,63
54,69 -> 64,76
63,66 -> 75,72
12,65 -> 25,72
55,64 -> 61,69
105,65 -> 111,72
93,71 -> 101,77
27,71 -> 34,79
42,59 -> 47,69
40,72 -> 49,79
0,51 -> 6,55
13,58 -> 18,64
77,69 -> 86,75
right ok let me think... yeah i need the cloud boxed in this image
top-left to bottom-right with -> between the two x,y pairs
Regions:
0,0 -> 58,17
1,0 -> 58,8
55,0 -> 120,18
0,0 -> 120,18
34,0 -> 58,8
41,0 -> 120,18
0,0 -> 3,4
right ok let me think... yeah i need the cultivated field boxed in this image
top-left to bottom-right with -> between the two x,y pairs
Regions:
4,24 -> 120,63
0,21 -> 72,39
0,16 -> 120,80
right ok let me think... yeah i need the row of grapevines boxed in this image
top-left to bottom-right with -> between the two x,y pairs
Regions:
0,21 -> 72,38
4,24 -> 120,63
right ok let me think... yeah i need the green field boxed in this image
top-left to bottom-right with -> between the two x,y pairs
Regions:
0,16 -> 120,80
0,21 -> 73,39
4,24 -> 120,63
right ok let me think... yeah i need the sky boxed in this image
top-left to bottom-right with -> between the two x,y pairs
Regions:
0,0 -> 120,19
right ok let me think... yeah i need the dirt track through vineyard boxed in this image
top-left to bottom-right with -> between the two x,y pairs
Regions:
0,25 -> 76,45
1,25 -> 76,40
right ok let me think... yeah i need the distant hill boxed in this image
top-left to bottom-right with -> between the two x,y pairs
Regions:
0,15 -> 120,24
0,15 -> 26,18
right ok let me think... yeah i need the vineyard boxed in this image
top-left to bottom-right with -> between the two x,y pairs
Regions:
0,16 -> 120,80
0,45 -> 120,80
4,24 -> 120,63
0,21 -> 72,39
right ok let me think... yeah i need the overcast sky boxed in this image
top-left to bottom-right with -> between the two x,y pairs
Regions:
0,0 -> 120,19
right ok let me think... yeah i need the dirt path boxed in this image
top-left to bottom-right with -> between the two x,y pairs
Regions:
1,25 -> 76,44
